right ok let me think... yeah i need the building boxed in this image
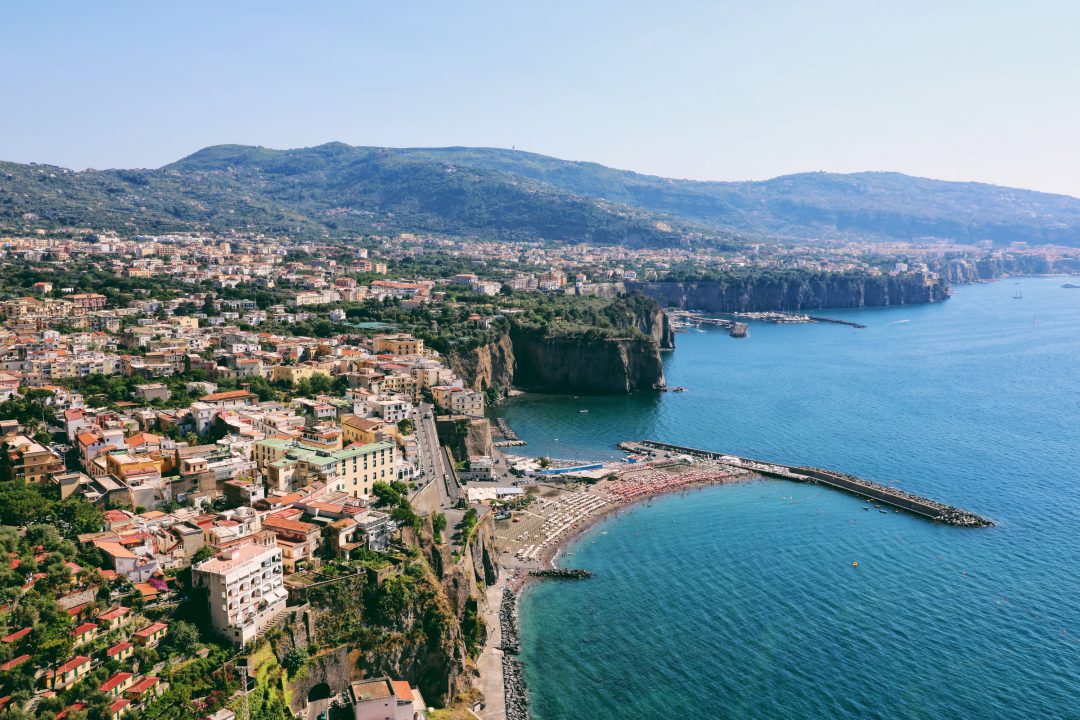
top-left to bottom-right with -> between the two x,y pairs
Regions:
430,386 -> 484,418
4,435 -> 63,484
45,656 -> 92,689
254,438 -> 395,499
65,293 -> 108,309
192,540 -> 287,647
350,677 -> 426,720
134,383 -> 171,403
372,334 -> 423,357
133,622 -> 168,647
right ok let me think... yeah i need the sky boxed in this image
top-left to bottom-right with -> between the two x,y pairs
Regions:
5,1 -> 1080,196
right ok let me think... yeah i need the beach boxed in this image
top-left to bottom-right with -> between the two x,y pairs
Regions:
476,458 -> 759,718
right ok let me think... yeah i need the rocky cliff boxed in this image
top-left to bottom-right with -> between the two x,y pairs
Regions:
508,327 -> 666,393
627,273 -> 948,312
446,294 -> 672,394
934,256 -> 1080,283
446,333 -> 515,391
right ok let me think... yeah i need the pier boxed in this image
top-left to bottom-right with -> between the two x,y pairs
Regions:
622,440 -> 992,527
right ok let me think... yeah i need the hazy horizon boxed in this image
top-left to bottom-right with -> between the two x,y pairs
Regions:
6,1 -> 1080,196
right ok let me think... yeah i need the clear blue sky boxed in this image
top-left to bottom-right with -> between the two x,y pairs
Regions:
6,1 -> 1080,196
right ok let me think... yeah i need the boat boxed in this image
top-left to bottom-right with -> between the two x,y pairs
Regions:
880,510 -> 888,514
1063,282 -> 1080,289
579,409 -> 589,413
672,386 -> 687,392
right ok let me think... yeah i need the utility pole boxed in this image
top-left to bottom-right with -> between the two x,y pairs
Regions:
236,664 -> 251,720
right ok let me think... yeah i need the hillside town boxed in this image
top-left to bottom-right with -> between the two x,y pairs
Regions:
1,226 -> 1078,720
0,232 -> 525,719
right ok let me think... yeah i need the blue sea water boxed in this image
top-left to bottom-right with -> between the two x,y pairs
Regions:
504,277 -> 1080,720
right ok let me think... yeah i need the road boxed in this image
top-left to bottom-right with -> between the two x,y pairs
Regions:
413,402 -> 462,509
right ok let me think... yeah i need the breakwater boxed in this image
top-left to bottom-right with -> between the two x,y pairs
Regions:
528,569 -> 592,580
499,588 -> 530,720
626,440 -> 992,527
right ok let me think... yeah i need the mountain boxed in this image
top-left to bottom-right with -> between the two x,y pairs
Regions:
3,142 -> 1080,246
404,147 -> 1080,246
0,143 -> 693,246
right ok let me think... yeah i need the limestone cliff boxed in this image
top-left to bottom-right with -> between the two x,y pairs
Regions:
933,256 -> 1080,283
446,294 -> 671,395
446,333 -> 515,391
628,273 -> 948,312
508,327 -> 665,393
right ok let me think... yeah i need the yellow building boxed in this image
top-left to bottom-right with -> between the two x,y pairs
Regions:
372,333 -> 424,356
341,415 -> 393,445
270,364 -> 332,386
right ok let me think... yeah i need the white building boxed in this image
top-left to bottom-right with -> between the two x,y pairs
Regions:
192,538 -> 287,647
351,677 -> 426,720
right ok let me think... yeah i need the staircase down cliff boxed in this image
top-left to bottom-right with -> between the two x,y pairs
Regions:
627,273 -> 948,312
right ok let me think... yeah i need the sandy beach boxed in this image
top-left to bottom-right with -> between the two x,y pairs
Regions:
475,459 -> 759,717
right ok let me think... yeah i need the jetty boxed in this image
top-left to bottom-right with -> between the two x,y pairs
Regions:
621,440 -> 992,527
493,417 -> 527,447
528,568 -> 592,580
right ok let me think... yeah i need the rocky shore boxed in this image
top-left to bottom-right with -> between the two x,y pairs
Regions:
499,588 -> 530,720
528,568 -> 592,579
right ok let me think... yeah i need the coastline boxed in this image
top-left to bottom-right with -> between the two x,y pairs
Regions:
479,469 -> 758,719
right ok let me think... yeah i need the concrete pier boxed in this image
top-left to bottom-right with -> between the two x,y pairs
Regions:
623,440 -> 992,527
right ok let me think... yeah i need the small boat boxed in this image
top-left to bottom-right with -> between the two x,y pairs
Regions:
862,507 -> 869,511
672,386 -> 687,392
879,510 -> 888,514
852,561 -> 859,567
579,409 -> 589,413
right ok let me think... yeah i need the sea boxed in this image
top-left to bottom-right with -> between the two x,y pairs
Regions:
498,276 -> 1080,720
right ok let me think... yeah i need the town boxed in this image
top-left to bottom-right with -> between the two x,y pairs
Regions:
0,226 -> 1075,720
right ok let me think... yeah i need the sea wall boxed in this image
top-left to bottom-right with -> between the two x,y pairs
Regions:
627,274 -> 948,312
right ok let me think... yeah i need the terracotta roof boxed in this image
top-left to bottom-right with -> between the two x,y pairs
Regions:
94,540 -> 137,560
50,656 -> 90,676
391,680 -> 413,701
200,389 -> 252,402
1,627 -> 31,643
100,672 -> 132,693
126,676 -> 160,695
0,654 -> 29,671
107,641 -> 134,657
56,702 -> 87,719
73,622 -> 97,637
98,606 -> 130,622
134,621 -> 167,638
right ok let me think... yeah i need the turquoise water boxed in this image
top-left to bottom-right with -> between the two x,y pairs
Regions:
507,277 -> 1080,720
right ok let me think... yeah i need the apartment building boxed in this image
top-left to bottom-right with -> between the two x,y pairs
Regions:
192,539 -> 287,647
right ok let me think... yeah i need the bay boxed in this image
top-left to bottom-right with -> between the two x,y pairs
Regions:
503,276 -> 1080,719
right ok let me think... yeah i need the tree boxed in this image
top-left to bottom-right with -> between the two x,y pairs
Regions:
191,545 -> 216,565
162,620 -> 200,658
280,646 -> 307,676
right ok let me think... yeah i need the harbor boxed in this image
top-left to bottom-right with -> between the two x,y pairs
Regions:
621,440 -> 992,527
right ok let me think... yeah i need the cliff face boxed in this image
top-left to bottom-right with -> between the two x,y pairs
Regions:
934,256 -> 1080,283
446,333 -> 515,391
628,305 -> 675,350
446,298 -> 672,394
508,327 -> 665,393
627,275 -> 949,312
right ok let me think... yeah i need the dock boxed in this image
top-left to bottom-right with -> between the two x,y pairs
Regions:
621,440 -> 992,527
493,417 -> 527,447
